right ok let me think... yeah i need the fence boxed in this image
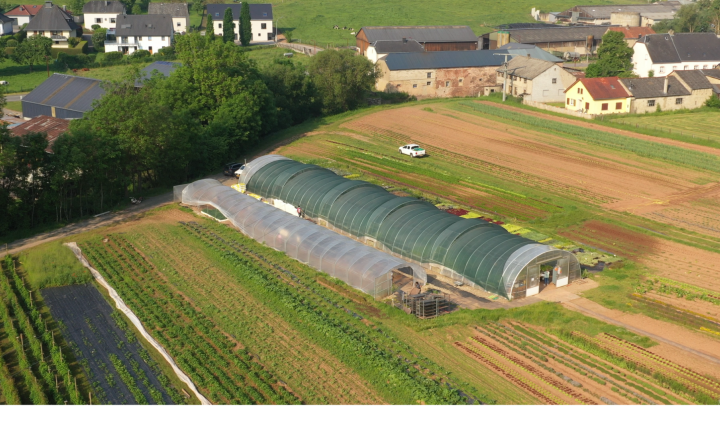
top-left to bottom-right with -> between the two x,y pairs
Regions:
523,99 -> 595,119
276,42 -> 324,56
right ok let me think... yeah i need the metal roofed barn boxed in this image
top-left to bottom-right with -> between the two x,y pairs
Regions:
21,74 -> 105,119
240,156 -> 581,300
383,50 -> 508,71
181,178 -> 426,299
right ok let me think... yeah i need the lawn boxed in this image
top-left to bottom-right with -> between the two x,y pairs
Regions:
5,100 -> 22,112
0,59 -> 63,93
272,0 -> 647,46
608,111 -> 720,144
246,46 -> 311,68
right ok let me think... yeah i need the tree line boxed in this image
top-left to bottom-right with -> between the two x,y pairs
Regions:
0,33 -> 380,237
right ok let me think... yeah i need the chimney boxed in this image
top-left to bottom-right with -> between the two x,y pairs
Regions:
663,76 -> 668,94
62,5 -> 66,11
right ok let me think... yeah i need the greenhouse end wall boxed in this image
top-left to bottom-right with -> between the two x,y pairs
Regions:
181,179 -> 426,299
241,156 -> 581,300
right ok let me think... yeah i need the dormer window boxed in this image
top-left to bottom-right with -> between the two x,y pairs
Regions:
215,12 -> 219,17
263,12 -> 267,16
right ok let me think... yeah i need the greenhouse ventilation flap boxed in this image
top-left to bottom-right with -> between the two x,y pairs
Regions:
239,155 -> 581,300
181,179 -> 426,299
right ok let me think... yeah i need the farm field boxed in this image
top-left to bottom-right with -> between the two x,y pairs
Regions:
41,284 -> 183,405
609,112 -> 720,145
271,0 -> 647,46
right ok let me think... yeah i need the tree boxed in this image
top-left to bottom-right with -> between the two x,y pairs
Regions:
262,57 -> 320,127
91,27 -> 107,50
584,31 -> 634,78
206,13 -> 215,40
11,35 -> 52,72
0,82 -> 6,112
131,3 -> 141,15
222,7 -> 234,43
308,50 -> 380,114
69,0 -> 85,18
239,1 -> 251,46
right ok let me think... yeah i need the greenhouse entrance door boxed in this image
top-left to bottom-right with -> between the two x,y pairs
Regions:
526,265 -> 540,297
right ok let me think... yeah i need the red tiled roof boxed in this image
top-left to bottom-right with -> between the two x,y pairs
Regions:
11,115 -> 70,153
608,26 -> 655,39
5,4 -> 42,16
569,77 -> 631,100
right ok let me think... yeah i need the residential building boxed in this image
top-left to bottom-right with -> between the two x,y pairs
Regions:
11,115 -> 70,153
555,2 -> 682,27
148,3 -> 189,34
22,74 -> 105,120
0,13 -> 14,35
496,56 -> 577,102
5,4 -> 42,26
620,76 -> 689,114
105,14 -> 174,55
480,25 -> 611,53
564,77 -> 631,114
25,2 -> 80,47
606,26 -> 655,48
206,4 -> 273,42
632,33 -> 720,78
376,50 -> 506,99
83,0 -> 124,30
357,26 -> 477,57
365,39 -> 424,63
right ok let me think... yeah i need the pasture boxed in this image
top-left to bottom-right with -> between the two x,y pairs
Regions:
609,111 -> 720,145
272,0 -> 647,46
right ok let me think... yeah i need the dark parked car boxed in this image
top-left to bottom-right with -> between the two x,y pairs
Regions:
224,162 -> 244,176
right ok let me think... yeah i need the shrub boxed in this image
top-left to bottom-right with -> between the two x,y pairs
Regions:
103,51 -> 124,62
706,95 -> 720,109
91,24 -> 101,30
68,37 -> 80,48
130,49 -> 150,58
5,39 -> 17,47
157,45 -> 175,57
4,47 -> 14,56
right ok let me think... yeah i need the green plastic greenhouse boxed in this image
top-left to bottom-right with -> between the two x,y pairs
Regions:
240,155 -> 580,300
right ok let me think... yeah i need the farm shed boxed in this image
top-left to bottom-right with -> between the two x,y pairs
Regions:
480,26 -> 610,53
240,156 -> 581,300
356,26 -> 478,57
21,74 -> 105,120
181,178 -> 427,300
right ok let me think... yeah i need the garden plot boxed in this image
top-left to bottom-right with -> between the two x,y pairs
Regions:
41,284 -> 180,405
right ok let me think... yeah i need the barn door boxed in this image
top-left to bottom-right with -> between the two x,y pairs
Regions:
554,258 -> 569,287
526,265 -> 540,296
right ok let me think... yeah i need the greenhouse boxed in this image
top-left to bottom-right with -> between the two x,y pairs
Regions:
181,179 -> 427,299
240,156 -> 581,300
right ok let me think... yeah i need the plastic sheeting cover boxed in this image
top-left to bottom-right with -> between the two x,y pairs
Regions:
182,179 -> 426,299
243,156 -> 581,299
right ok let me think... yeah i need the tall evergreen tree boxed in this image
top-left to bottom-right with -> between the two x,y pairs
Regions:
206,13 -> 215,40
240,1 -> 251,47
222,7 -> 235,43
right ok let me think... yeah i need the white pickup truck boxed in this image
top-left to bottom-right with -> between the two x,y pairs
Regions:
399,144 -> 426,158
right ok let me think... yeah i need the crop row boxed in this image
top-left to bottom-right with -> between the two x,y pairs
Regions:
459,102 -> 720,174
0,258 -> 85,404
81,237 -> 295,405
636,278 -> 720,306
174,221 -> 473,404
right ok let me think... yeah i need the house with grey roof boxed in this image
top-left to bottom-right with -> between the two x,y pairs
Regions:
632,32 -> 720,78
105,14 -> 174,55
0,12 -> 13,35
365,39 -> 424,63
620,71 -> 713,113
206,4 -> 273,42
148,3 -> 189,34
357,26 -> 477,56
83,1 -> 125,30
495,55 -> 577,102
22,74 -> 105,120
25,1 -> 80,47
376,50 -> 507,99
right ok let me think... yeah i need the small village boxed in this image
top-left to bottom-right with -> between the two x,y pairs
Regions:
1,0 -> 720,420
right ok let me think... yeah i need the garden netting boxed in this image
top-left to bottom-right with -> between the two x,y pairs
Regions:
241,156 -> 581,299
181,179 -> 426,299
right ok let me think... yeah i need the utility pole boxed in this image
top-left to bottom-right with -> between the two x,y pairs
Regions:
274,16 -> 284,43
494,53 -> 515,102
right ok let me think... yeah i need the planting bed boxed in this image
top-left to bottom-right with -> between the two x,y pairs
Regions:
41,284 -> 181,405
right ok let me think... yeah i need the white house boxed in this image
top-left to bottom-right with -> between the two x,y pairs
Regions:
25,2 -> 80,47
632,32 -> 720,78
206,3 -> 273,42
496,55 -> 577,103
5,4 -> 42,26
104,14 -> 173,55
83,1 -> 124,30
148,3 -> 189,34
0,13 -> 13,35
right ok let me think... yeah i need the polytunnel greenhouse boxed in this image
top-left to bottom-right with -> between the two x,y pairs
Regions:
239,155 -> 581,300
181,179 -> 426,299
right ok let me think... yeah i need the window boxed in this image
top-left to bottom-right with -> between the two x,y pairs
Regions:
148,36 -> 152,41
96,18 -> 102,23
426,81 -> 431,86
675,98 -> 683,105
445,81 -> 450,87
261,23 -> 267,29
524,78 -> 527,83
601,103 -> 608,111
110,18 -> 115,23
694,65 -> 699,70
577,88 -> 583,94
648,100 -> 655,107
459,78 -> 463,86
177,22 -> 181,27
552,78 -> 557,84
585,102 -> 589,110
684,65 -> 689,70
673,66 -> 678,70
704,64 -> 709,69
161,36 -> 166,41
413,84 -> 417,88
427,72 -> 431,78
138,36 -> 143,41
218,23 -> 222,28
215,13 -> 219,17
616,102 -> 622,110
258,33 -> 261,37
659,66 -> 664,73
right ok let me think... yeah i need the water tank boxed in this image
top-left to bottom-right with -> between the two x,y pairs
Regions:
611,12 -> 641,27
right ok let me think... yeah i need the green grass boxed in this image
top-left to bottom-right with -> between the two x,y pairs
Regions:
608,111 -> 720,144
0,59 -> 63,93
272,0 -> 647,46
246,46 -> 311,68
5,100 -> 22,112
17,241 -> 93,289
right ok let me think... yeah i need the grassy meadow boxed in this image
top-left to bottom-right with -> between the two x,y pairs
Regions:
609,111 -> 720,144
